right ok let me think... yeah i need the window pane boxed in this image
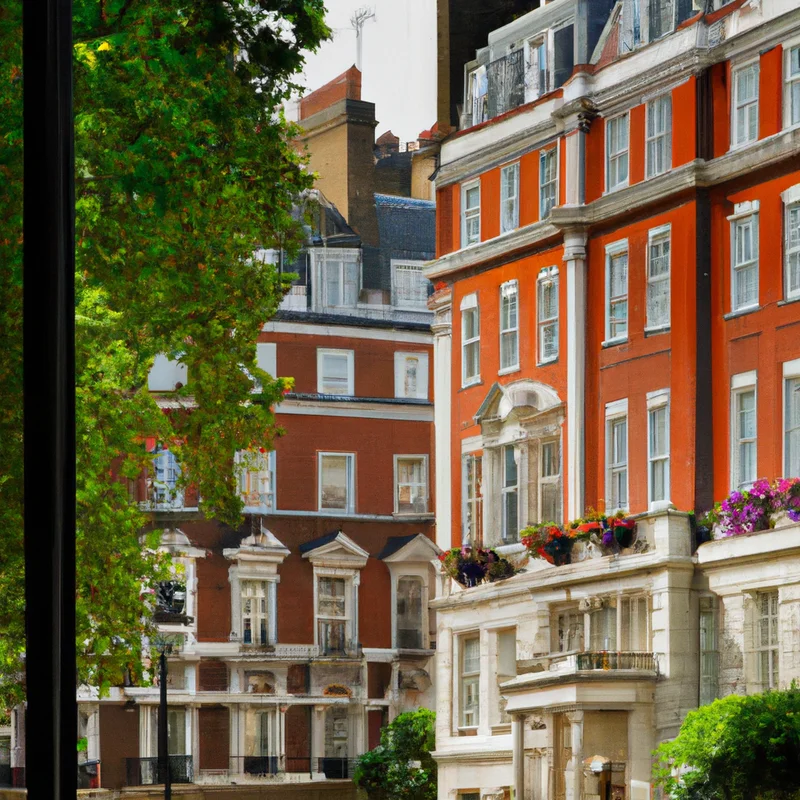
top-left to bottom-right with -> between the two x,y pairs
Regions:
787,378 -> 800,477
397,577 -> 423,649
318,577 -> 346,617
466,185 -> 479,210
320,455 -> 350,509
504,446 -> 517,487
463,638 -> 480,673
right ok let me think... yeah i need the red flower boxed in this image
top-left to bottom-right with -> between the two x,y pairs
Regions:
259,447 -> 266,453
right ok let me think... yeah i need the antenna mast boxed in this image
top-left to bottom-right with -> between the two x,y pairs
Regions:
350,6 -> 375,72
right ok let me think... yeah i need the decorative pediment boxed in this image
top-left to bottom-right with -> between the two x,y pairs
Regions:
378,534 -> 441,564
223,521 -> 290,567
474,379 -> 562,425
157,528 -> 207,559
300,530 -> 369,569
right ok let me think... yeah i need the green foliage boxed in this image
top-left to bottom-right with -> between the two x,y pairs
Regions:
354,709 -> 437,800
653,686 -> 800,800
0,0 -> 329,707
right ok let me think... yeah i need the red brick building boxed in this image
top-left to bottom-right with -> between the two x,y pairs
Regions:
57,72 -> 440,792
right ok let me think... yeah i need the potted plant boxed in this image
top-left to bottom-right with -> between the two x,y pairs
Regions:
438,546 -> 516,587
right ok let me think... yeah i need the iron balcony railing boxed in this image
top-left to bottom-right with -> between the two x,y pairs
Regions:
318,757 -> 359,780
575,651 -> 658,671
125,755 -> 193,786
487,50 -> 525,119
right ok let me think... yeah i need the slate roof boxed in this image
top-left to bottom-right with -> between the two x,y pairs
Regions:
298,530 -> 342,554
376,534 -> 419,561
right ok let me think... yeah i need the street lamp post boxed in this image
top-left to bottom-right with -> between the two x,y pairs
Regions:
158,649 -> 171,800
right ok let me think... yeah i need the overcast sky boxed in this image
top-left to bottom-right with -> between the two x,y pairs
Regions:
298,0 -> 437,142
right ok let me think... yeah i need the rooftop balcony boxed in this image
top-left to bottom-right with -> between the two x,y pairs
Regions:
517,650 -> 659,682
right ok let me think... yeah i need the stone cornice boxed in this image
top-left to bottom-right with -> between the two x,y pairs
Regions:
431,748 -> 512,764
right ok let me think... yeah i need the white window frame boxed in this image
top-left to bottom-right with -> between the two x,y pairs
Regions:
462,453 -> 483,546
731,61 -> 760,149
646,225 -> 671,331
537,266 -> 559,363
394,574 -> 427,650
606,112 -> 630,192
728,203 -> 759,313
391,260 -> 430,309
235,449 -> 276,512
785,44 -> 800,130
318,452 -> 356,514
606,399 -> 629,513
461,293 -> 480,387
783,185 -> 800,301
539,439 -> 562,524
539,147 -> 558,219
316,348 -> 355,396
394,351 -> 429,400
229,564 -> 280,647
393,455 -> 429,515
647,390 -> 670,510
645,94 -> 672,179
240,579 -> 271,646
499,280 -> 519,374
524,33 -> 549,103
501,444 -> 519,543
500,163 -> 520,234
461,180 -> 481,248
755,590 -> 779,691
460,635 -> 481,728
604,240 -> 629,343
730,371 -> 757,491
784,359 -> 800,479
314,572 -> 352,655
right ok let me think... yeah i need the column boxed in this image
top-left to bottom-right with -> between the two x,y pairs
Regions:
431,290 -> 453,550
565,710 -> 584,800
564,231 -> 588,520
512,715 -> 525,800
312,705 -> 327,774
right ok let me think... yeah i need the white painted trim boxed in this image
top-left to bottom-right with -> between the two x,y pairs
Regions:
783,41 -> 800,131
646,388 -> 670,409
394,351 -> 430,400
460,292 -> 478,311
605,111 -> 631,193
461,179 -> 482,249
648,224 -> 671,241
461,435 -> 483,454
605,239 -> 629,256
605,398 -> 628,418
728,199 -> 761,220
316,348 -> 354,396
730,60 -> 761,151
784,358 -> 800,379
732,370 -> 758,389
647,396 -> 670,511
261,320 -> 432,345
276,399 -> 433,422
393,454 -> 430,515
780,184 -> 800,206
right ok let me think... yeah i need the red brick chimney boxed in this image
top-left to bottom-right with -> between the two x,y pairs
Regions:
300,66 -> 362,121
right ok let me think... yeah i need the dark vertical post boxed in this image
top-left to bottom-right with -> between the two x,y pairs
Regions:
158,652 -> 171,799
22,0 -> 76,796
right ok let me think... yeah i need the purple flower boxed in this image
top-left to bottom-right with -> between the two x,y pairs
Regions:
602,531 -> 614,547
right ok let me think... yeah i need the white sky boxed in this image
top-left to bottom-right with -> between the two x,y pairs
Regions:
297,0 -> 437,142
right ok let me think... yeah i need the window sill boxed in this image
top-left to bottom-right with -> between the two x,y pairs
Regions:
648,500 -> 672,513
460,379 -> 483,392
723,305 -> 762,320
491,723 -> 512,735
457,727 -> 479,737
498,365 -> 520,376
644,325 -> 670,337
778,296 -> 800,307
729,138 -> 759,153
645,168 -> 669,181
537,356 -> 559,367
601,337 -> 628,349
604,181 -> 629,196
393,512 -> 434,520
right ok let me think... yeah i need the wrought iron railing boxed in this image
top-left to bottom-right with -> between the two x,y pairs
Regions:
230,755 -> 280,777
317,757 -> 359,780
125,755 -> 193,786
575,651 -> 657,671
487,50 -> 525,119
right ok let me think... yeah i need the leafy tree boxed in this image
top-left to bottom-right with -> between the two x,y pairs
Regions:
653,686 -> 800,800
0,0 -> 329,707
354,708 -> 437,800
